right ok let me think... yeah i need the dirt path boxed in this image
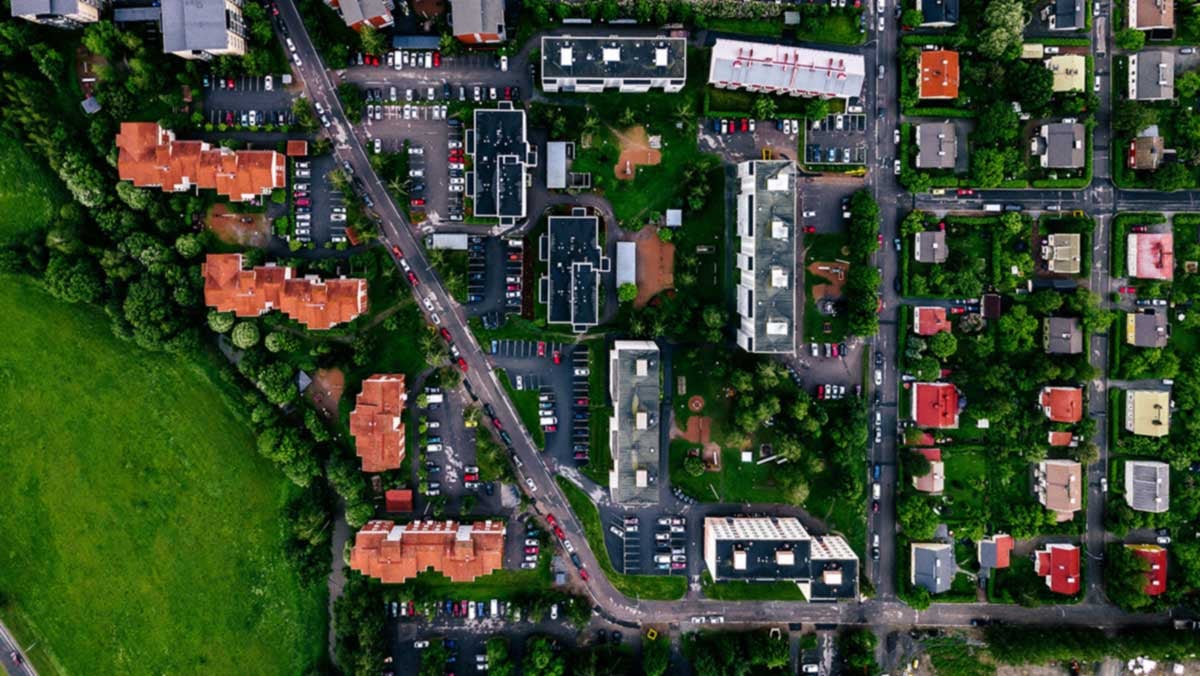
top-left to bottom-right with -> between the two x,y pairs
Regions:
626,225 -> 675,308
807,260 -> 849,301
307,367 -> 345,419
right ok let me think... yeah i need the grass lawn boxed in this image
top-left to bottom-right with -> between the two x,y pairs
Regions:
805,479 -> 867,560
701,572 -> 807,601
0,277 -> 326,675
941,449 -> 988,519
792,11 -> 866,45
497,369 -> 546,449
0,134 -> 68,239
906,216 -> 994,298
670,443 -> 792,504
672,345 -> 735,438
803,232 -> 851,342
557,478 -> 686,600
581,341 -> 612,485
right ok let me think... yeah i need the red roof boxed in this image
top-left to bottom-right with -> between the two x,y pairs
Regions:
1040,386 -> 1083,423
912,383 -> 959,429
1129,233 -> 1174,281
1033,544 -> 1080,595
350,375 -> 407,473
1128,544 -> 1167,596
116,122 -> 285,202
914,306 -> 951,336
202,253 -> 368,330
385,489 -> 414,513
349,519 -> 506,583
919,50 -> 960,99
1048,431 -> 1075,446
286,140 -> 308,157
979,534 -> 1013,568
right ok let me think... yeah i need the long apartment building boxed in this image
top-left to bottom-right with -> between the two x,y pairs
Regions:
703,516 -> 858,600
10,0 -> 103,28
350,519 -> 506,584
466,103 -> 536,226
708,38 -> 865,100
540,35 -> 687,93
201,253 -> 368,330
608,341 -> 661,505
733,160 -> 797,354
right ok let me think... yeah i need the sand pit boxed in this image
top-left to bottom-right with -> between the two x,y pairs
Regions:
207,203 -> 271,247
807,260 -> 849,301
612,125 -> 662,180
631,226 -> 675,308
307,367 -> 345,418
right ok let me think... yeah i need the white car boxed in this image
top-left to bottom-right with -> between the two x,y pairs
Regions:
403,105 -> 413,120
430,312 -> 441,325
248,110 -> 257,126
893,159 -> 901,175
427,87 -> 435,101
525,476 -> 537,492
264,75 -> 273,91
874,369 -> 883,386
374,106 -> 382,121
286,38 -> 296,52
550,604 -> 558,620
315,101 -> 325,115
410,146 -> 424,156
414,640 -> 429,649
292,52 -> 302,67
373,138 -> 382,154
894,129 -> 900,144
500,55 -> 508,71
330,214 -> 346,222
320,114 -> 330,128
802,210 -> 816,218
422,297 -> 434,311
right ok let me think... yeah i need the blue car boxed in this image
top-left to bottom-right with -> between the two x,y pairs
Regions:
711,118 -> 720,132
873,464 -> 881,481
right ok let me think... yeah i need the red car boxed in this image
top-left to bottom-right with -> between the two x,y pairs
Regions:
537,341 -> 546,357
440,328 -> 452,341
411,198 -> 425,206
817,385 -> 825,399
464,472 -> 479,482
956,188 -> 974,196
950,306 -> 965,315
575,398 -> 588,406
492,417 -> 503,429
1119,286 -> 1136,294
872,501 -> 879,513
295,198 -> 310,206
457,357 -> 468,372
1132,225 -> 1149,233
392,245 -> 402,257
227,78 -> 235,89
545,425 -> 557,432
407,271 -> 419,285
271,2 -> 279,14
553,526 -> 565,539
740,118 -> 748,132
877,233 -> 883,246
804,225 -> 816,234
524,546 -> 538,554
504,86 -> 512,100
553,350 -> 561,364
830,344 -> 839,357
432,51 -> 441,67
508,253 -> 521,261
546,514 -> 559,527
579,567 -> 590,581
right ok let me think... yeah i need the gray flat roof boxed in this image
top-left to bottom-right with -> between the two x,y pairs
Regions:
742,160 -> 797,353
608,341 -> 661,504
546,213 -> 603,330
1042,122 -> 1085,168
916,122 -> 957,169
11,0 -> 81,17
162,0 -> 239,54
1132,51 -> 1174,100
470,106 -> 530,219
1044,316 -> 1083,354
547,141 -> 569,189
1054,0 -> 1085,28
541,35 -> 686,83
912,543 -> 954,594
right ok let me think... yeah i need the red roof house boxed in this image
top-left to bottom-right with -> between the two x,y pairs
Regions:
911,382 -> 960,429
977,534 -> 1014,569
1040,386 -> 1084,423
1048,431 -> 1075,446
1127,233 -> 1174,281
1033,543 -> 1081,595
202,253 -> 368,330
914,306 -> 951,336
350,374 -> 407,473
918,50 -> 960,99
385,489 -> 414,513
1127,544 -> 1167,596
349,519 -> 506,584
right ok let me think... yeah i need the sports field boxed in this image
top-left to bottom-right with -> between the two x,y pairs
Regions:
0,277 -> 327,675
0,134 -> 67,238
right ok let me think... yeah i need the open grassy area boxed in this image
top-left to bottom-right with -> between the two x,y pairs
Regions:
701,572 -> 808,601
580,340 -> 612,485
497,369 -> 546,449
670,442 -> 791,504
557,478 -> 687,600
0,134 -> 68,239
803,232 -> 851,341
941,449 -> 988,517
0,277 -> 326,675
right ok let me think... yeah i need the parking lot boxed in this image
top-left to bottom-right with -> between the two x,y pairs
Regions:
698,116 -> 804,163
289,155 -> 348,246
487,339 -> 584,466
804,113 -> 868,166
466,237 -> 523,321
603,513 -> 690,575
202,74 -> 296,128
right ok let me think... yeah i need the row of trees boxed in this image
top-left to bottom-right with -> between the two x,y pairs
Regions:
844,189 -> 881,337
685,629 -> 790,676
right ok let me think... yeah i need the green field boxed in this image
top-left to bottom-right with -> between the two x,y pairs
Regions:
0,134 -> 68,238
0,277 -> 327,675
701,572 -> 807,601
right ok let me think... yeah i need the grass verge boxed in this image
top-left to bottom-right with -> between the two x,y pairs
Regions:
497,368 -> 546,449
700,572 -> 808,601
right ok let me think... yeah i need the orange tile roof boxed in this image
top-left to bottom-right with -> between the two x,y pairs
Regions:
349,519 -> 506,583
350,375 -> 407,473
1040,386 -> 1084,423
286,140 -> 309,157
911,382 -> 960,429
914,306 -> 951,336
201,253 -> 367,329
1048,431 -> 1075,446
116,122 -> 285,202
385,489 -> 414,512
919,50 -> 959,99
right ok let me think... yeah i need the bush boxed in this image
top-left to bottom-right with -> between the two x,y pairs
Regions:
231,321 -> 261,349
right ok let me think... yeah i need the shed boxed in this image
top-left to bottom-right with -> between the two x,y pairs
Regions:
616,241 -> 636,286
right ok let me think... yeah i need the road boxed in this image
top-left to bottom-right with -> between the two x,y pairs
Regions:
0,622 -> 34,676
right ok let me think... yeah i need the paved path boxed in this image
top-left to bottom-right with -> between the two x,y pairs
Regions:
0,622 -> 34,676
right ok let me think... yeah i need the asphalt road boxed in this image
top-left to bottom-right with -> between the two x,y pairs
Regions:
0,622 -> 33,676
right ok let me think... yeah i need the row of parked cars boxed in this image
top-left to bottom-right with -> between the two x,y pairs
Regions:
652,517 -> 688,572
710,117 -> 756,134
570,350 -> 590,462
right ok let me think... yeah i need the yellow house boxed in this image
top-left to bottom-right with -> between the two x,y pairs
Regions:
1125,389 -> 1171,437
1045,55 -> 1087,92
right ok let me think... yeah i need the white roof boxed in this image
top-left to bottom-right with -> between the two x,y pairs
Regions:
709,38 -> 866,99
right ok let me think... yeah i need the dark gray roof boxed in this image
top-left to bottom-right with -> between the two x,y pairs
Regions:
1041,122 -> 1086,169
450,0 -> 505,39
11,0 -> 80,17
161,0 -> 242,54
920,0 -> 959,24
1044,316 -> 1083,354
1125,460 -> 1170,512
912,543 -> 954,594
545,213 -> 604,331
469,105 -> 530,220
1131,51 -> 1174,100
735,160 -> 796,353
915,122 -> 957,169
541,35 -> 686,83
914,231 -> 947,263
114,5 -> 161,22
1130,309 -> 1169,348
608,341 -> 661,505
978,540 -> 1000,568
1053,0 -> 1085,28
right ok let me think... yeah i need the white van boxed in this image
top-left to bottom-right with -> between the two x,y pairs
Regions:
393,50 -> 403,70
468,602 -> 476,620
490,599 -> 499,616
872,482 -> 881,499
540,417 -> 557,426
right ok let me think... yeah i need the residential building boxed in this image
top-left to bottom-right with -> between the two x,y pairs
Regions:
450,0 -> 505,44
733,160 -> 797,354
201,253 -> 368,329
914,230 -> 948,263
915,122 -> 958,170
546,141 -> 571,189
541,36 -> 687,93
608,341 -> 661,505
540,209 -> 608,333
10,0 -> 102,27
1124,460 -> 1170,512
1032,543 -> 1080,594
1129,51 -> 1174,100
1129,0 -> 1174,31
161,0 -> 246,60
1049,0 -> 1086,29
977,534 -> 1014,570
1129,128 -> 1168,170
325,0 -> 394,30
918,50 -> 959,99
1126,308 -> 1169,348
467,103 -> 535,226
1126,544 -> 1168,596
914,306 -> 951,336
1048,431 -> 1076,446
1036,122 -> 1086,169
1045,54 -> 1086,92
1035,459 -> 1082,521
911,448 -> 945,494
1126,389 -> 1171,437
918,0 -> 959,26
384,489 -> 414,512
702,516 -> 858,600
1043,316 -> 1083,354
911,382 -> 960,429
1041,233 -> 1082,274
116,122 -> 284,202
911,542 -> 955,594
1127,232 -> 1174,280
349,374 -> 407,473
708,39 -> 866,100
1040,386 -> 1084,423
349,519 -> 506,584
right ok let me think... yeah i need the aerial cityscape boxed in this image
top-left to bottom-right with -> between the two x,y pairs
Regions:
2,0 -> 1200,673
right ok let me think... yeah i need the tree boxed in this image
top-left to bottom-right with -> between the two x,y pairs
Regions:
901,8 -> 924,26
912,356 -> 941,380
1153,162 -> 1194,191
523,635 -> 566,676
684,454 -> 706,477
618,282 -> 638,303
116,181 -> 153,211
1106,545 -> 1153,611
752,96 -> 777,120
1030,289 -> 1065,314
970,148 -> 1007,188
265,331 -> 300,353
619,107 -> 636,127
42,253 -> 103,303
978,0 -> 1025,59
174,233 -> 204,260
337,82 -> 365,121
486,638 -> 515,676
1116,28 -> 1146,51
208,310 -> 235,333
838,629 -> 879,674
231,321 -> 260,349
359,24 -> 387,55
897,493 -> 939,539
928,331 -> 958,359
1113,100 -> 1159,138
974,101 -> 1021,146
997,304 -> 1038,354
900,168 -> 932,194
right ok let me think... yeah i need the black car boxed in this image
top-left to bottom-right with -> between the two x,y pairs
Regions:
484,403 -> 496,417
874,351 -> 883,367
499,430 -> 513,446
443,83 -> 451,99
570,552 -> 582,568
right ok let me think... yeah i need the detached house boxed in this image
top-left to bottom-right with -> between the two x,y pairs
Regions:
1126,308 -> 1169,348
1129,51 -> 1175,101
1129,0 -> 1174,32
1043,316 -> 1083,355
977,534 -> 1014,571
911,448 -> 945,494
1127,232 -> 1174,280
326,0 -> 394,30
1033,543 -> 1080,594
1035,459 -> 1082,521
914,306 -> 951,336
1040,386 -> 1083,423
1036,122 -> 1086,169
911,382 -> 960,429
161,0 -> 246,60
911,542 -> 955,594
1126,544 -> 1168,596
918,50 -> 959,99
1125,389 -> 1171,437
918,0 -> 959,26
1124,460 -> 1170,512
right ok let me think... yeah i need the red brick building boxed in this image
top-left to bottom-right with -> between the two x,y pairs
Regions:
201,253 -> 368,330
350,375 -> 408,473
350,519 -> 506,583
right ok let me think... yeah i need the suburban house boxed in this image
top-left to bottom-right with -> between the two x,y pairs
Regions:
1126,308 -> 1169,348
540,209 -> 608,333
1035,459 -> 1082,521
1127,232 -> 1174,280
467,103 -> 536,226
1035,122 -> 1086,169
116,122 -> 284,202
918,50 -> 959,99
977,534 -> 1014,571
1125,389 -> 1171,437
324,0 -> 394,30
1124,460 -> 1170,512
1043,316 -> 1083,355
1048,0 -> 1086,29
450,0 -> 505,43
915,122 -> 958,170
608,341 -> 661,505
384,489 -> 414,513
914,230 -> 948,263
541,36 -> 687,93
1048,430 -> 1076,446
708,39 -> 865,100
1126,544 -> 1168,596
1129,0 -> 1174,32
349,519 -> 506,584
911,382 -> 960,429
1040,386 -> 1083,423
911,448 -> 945,494
914,306 -> 951,336
1042,233 -> 1082,274
10,0 -> 102,27
349,374 -> 407,473
1033,543 -> 1080,595
733,160 -> 797,354
1045,54 -> 1086,92
702,516 -> 859,600
1129,127 -> 1168,170
160,0 -> 246,60
918,0 -> 959,26
1129,51 -> 1175,101
910,542 -> 955,594
201,253 -> 368,329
